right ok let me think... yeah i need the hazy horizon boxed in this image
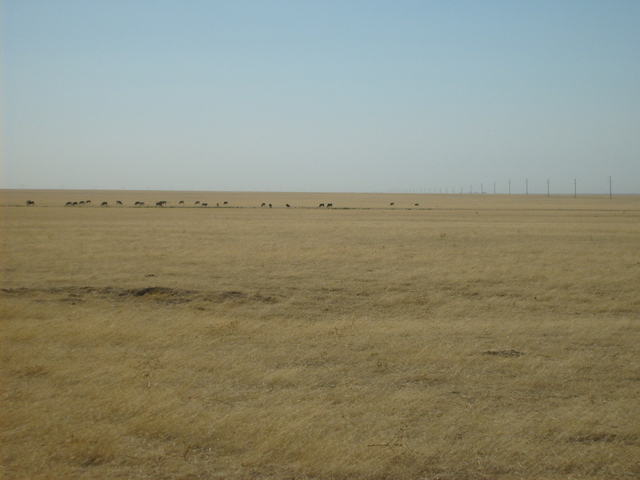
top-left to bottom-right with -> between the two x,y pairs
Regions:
3,187 -> 635,197
3,2 -> 639,195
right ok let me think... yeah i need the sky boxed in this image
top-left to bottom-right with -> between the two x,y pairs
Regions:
3,1 -> 639,194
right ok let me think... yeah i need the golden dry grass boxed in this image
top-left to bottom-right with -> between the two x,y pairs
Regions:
2,190 -> 639,479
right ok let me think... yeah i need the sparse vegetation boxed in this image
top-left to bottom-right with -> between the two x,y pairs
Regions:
1,190 -> 639,479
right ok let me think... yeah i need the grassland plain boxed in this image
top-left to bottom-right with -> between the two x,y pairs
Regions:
1,190 -> 639,480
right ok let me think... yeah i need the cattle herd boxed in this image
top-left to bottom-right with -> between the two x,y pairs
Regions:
24,200 -> 423,209
58,200 -> 326,208
61,200 -> 225,207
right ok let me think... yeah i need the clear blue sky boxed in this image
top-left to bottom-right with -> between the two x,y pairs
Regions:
3,1 -> 639,194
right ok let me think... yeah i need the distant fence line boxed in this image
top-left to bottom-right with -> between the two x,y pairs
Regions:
384,177 -> 617,197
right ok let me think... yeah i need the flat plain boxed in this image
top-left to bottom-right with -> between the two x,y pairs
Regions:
2,190 -> 639,479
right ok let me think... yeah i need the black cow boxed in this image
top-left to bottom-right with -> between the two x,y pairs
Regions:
101,202 -> 108,206
25,200 -> 35,205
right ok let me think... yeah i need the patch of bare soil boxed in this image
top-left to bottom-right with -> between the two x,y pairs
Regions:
0,286 -> 279,305
482,349 -> 524,357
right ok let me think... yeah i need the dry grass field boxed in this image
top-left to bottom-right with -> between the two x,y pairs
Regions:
2,190 -> 639,479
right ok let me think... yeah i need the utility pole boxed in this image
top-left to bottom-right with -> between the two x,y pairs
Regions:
494,181 -> 496,194
481,183 -> 483,194
574,179 -> 577,199
508,179 -> 511,194
526,178 -> 528,195
547,179 -> 550,197
609,176 -> 612,199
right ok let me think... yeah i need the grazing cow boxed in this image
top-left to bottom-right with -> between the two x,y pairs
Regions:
79,201 -> 85,205
223,201 -> 228,205
261,203 -> 266,207
156,201 -> 164,207
269,204 -> 272,208
319,203 -> 325,208
65,202 -> 72,206
25,200 -> 35,205
202,203 -> 208,207
327,203 -> 333,208
134,201 -> 140,205
140,202 -> 145,206
116,201 -> 122,205
216,203 -> 219,207
414,203 -> 419,206
179,201 -> 184,204
286,204 -> 291,208
195,201 -> 200,205
390,203 -> 394,206
101,202 -> 108,206
86,200 -> 91,204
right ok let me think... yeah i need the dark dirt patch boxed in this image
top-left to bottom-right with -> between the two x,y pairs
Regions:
119,286 -> 196,303
482,349 -> 524,357
0,286 -> 280,306
568,433 -> 618,444
213,290 -> 245,300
